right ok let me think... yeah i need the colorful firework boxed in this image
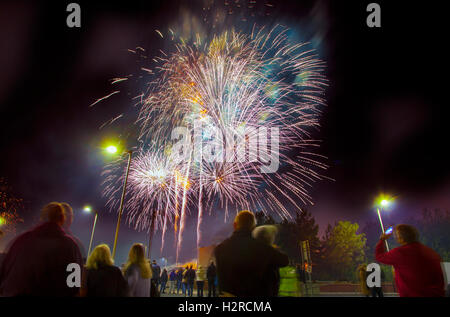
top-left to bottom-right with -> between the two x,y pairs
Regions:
137,26 -> 328,211
100,24 -> 328,261
102,145 -> 192,231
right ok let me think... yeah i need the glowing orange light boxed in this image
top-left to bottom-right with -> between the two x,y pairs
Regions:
175,170 -> 191,190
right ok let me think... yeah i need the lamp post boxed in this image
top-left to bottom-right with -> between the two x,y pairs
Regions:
84,205 -> 98,258
375,197 -> 393,251
111,149 -> 133,259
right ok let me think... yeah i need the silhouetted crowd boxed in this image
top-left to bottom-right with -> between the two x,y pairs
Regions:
0,203 -> 447,297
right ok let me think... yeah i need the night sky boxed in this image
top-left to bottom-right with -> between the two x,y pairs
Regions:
0,0 -> 448,264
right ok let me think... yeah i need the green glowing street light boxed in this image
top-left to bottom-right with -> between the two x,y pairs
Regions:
0,217 -> 5,226
103,143 -> 133,259
106,145 -> 118,154
83,205 -> 98,258
375,194 -> 394,251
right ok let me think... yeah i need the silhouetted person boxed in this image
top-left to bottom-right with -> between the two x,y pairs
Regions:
39,202 -> 86,261
60,202 -> 87,260
151,260 -> 161,288
252,225 -> 282,296
169,269 -> 177,294
123,243 -> 152,297
176,268 -> 184,294
83,244 -> 128,297
207,262 -> 217,297
186,265 -> 196,297
214,210 -> 289,296
376,224 -> 445,297
196,265 -> 206,297
182,266 -> 189,296
0,202 -> 83,296
160,269 -> 168,294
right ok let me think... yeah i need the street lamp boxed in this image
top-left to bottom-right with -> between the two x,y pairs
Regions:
104,145 -> 133,260
106,145 -> 118,154
84,205 -> 98,258
375,195 -> 394,251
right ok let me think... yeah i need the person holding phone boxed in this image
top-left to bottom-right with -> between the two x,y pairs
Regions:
375,224 -> 445,297
385,226 -> 393,235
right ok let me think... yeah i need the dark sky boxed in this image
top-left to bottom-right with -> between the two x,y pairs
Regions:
0,0 -> 448,264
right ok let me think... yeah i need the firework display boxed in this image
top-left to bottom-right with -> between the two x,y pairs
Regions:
101,25 -> 328,260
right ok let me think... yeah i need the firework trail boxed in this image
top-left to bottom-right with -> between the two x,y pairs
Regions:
173,173 -> 180,247
176,152 -> 192,263
160,191 -> 170,254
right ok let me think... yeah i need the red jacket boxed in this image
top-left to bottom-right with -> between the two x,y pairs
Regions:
375,240 -> 444,297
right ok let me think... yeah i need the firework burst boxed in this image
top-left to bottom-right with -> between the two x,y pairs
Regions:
137,26 -> 328,214
102,146 -> 192,232
99,24 -> 328,260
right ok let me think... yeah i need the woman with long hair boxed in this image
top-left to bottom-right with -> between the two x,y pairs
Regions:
83,244 -> 128,297
123,243 -> 152,297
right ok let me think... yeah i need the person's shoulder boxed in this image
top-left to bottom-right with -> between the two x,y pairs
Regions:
404,241 -> 428,252
417,242 -> 442,259
110,265 -> 125,276
61,232 -> 81,249
95,264 -> 123,276
125,263 -> 139,273
215,238 -> 230,251
250,235 -> 273,251
66,232 -> 84,247
263,243 -> 289,262
262,243 -> 282,255
107,264 -> 121,271
8,229 -> 33,246
3,227 -> 40,254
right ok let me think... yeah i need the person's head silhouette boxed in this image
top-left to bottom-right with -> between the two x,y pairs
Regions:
233,210 -> 256,232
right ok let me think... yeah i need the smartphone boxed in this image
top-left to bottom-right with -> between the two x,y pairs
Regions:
385,226 -> 393,234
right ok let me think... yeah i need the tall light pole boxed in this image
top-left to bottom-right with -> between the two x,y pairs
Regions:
375,196 -> 393,251
84,205 -> 98,258
112,149 -> 133,259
